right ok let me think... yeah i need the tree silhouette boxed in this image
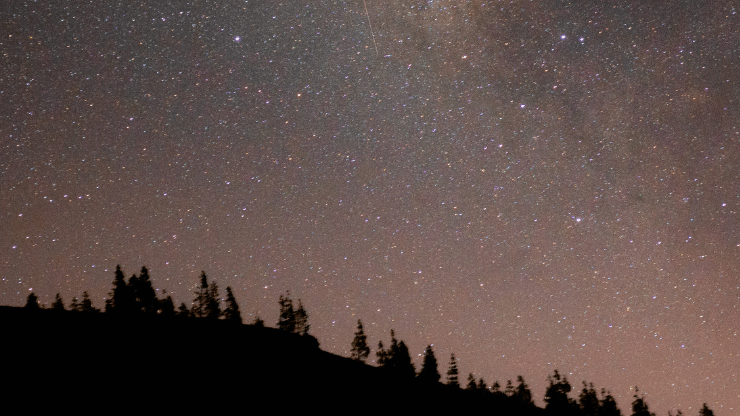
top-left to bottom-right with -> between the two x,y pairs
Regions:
252,315 -> 265,327
79,291 -> 98,313
159,295 -> 175,317
465,373 -> 477,391
418,344 -> 440,383
24,292 -> 40,309
377,330 -> 415,378
579,382 -> 600,416
294,299 -> 309,335
630,387 -> 655,416
699,403 -> 714,416
376,340 -> 388,366
544,370 -> 576,414
277,292 -> 296,332
477,377 -> 488,393
350,319 -> 370,362
504,379 -> 515,397
599,389 -> 622,416
191,271 -> 210,318
392,339 -> 415,378
69,296 -> 79,311
514,375 -> 534,407
51,293 -> 65,311
177,302 -> 189,317
106,265 -> 134,314
132,266 -> 158,314
222,286 -> 241,323
446,353 -> 459,387
204,279 -> 220,320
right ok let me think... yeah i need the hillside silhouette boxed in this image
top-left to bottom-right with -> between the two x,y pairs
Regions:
1,266 -> 719,415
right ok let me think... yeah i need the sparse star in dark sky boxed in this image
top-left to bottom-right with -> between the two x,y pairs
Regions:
1,1 -> 738,414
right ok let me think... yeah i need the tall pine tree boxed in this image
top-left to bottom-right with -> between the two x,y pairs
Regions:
294,299 -> 309,335
350,319 -> 370,362
446,353 -> 459,387
418,344 -> 440,383
222,286 -> 242,323
277,292 -> 296,332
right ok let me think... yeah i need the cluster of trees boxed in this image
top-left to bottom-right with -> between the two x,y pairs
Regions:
22,265 -> 305,330
20,266 -> 717,416
349,320 -> 717,416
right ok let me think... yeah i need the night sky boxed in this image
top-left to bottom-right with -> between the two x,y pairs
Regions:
2,1 -> 738,413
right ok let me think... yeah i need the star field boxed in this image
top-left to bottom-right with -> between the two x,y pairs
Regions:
1,1 -> 738,414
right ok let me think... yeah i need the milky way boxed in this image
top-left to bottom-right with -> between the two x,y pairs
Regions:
1,1 -> 738,414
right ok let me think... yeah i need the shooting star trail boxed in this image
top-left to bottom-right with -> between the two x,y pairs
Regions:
363,0 -> 378,56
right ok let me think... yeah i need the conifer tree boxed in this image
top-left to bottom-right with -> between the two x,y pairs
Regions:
393,340 -> 415,378
418,344 -> 440,383
132,266 -> 158,314
222,286 -> 242,323
51,293 -> 65,311
630,387 -> 655,416
545,370 -> 575,413
376,340 -> 388,367
252,315 -> 265,327
514,375 -> 534,407
69,296 -> 79,311
446,353 -> 459,387
160,295 -> 176,317
579,382 -> 600,416
466,373 -> 477,391
277,292 -> 296,332
106,265 -> 134,314
204,280 -> 220,320
191,271 -> 209,318
25,292 -> 40,309
177,302 -> 190,317
699,403 -> 714,416
477,378 -> 488,393
599,389 -> 622,416
350,319 -> 370,362
491,381 -> 506,401
294,299 -> 309,335
504,379 -> 515,397
79,291 -> 98,313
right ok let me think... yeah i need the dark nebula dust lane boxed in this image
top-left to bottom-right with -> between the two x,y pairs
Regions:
1,2 -> 738,414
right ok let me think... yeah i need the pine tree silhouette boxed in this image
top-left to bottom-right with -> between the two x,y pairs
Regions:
204,280 -> 220,320
106,265 -> 135,314
699,403 -> 714,416
177,302 -> 189,317
418,344 -> 440,383
69,296 -> 79,312
24,292 -> 40,309
79,291 -> 98,313
466,373 -> 477,391
191,271 -> 209,318
132,266 -> 158,314
294,299 -> 309,335
599,389 -> 622,416
350,319 -> 370,362
160,295 -> 176,317
222,286 -> 242,323
544,370 -> 575,414
51,293 -> 65,311
376,340 -> 388,366
277,292 -> 296,332
579,382 -> 600,416
630,387 -> 655,416
514,375 -> 534,407
446,353 -> 459,387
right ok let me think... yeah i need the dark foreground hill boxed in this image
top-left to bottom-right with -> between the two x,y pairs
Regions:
1,306 -> 538,414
